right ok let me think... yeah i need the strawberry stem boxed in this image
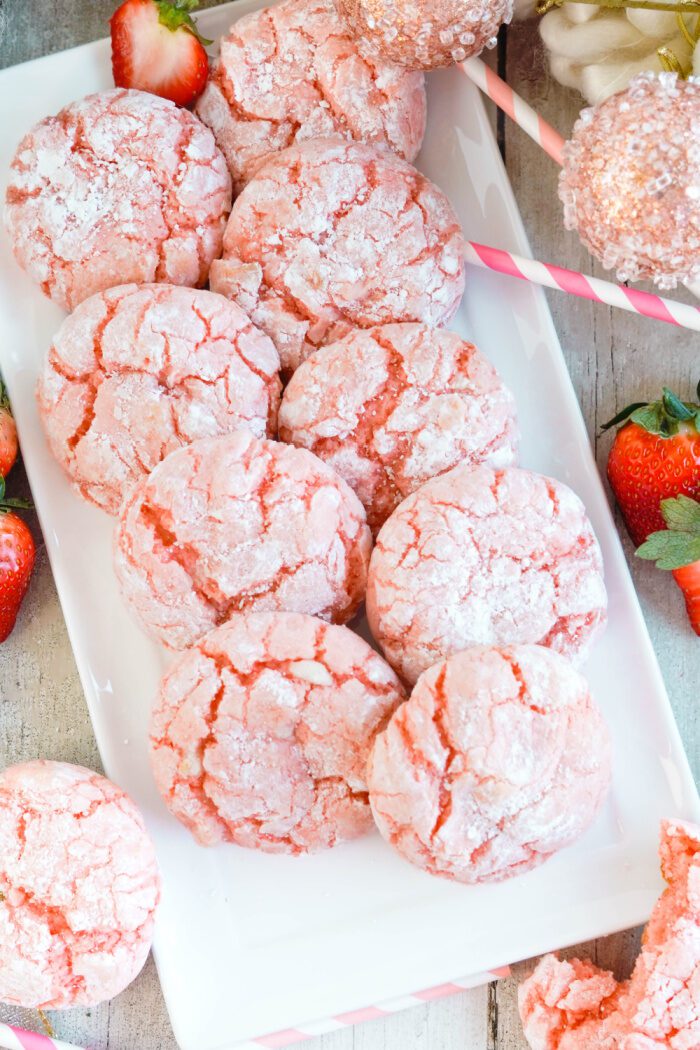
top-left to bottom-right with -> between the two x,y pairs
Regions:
601,384 -> 700,436
155,0 -> 213,45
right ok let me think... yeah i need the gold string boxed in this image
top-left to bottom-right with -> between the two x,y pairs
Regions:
655,13 -> 699,76
38,1010 -> 56,1038
677,10 -> 699,46
537,0 -> 700,15
657,44 -> 689,72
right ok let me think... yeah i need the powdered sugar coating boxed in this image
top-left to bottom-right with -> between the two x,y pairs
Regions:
5,89 -> 232,311
37,284 -> 281,515
114,431 -> 372,650
559,73 -> 700,290
196,0 -> 426,194
210,138 -> 466,374
368,645 -> 611,884
367,464 -> 607,684
335,0 -> 513,70
519,819 -> 700,1049
0,760 -> 160,1009
151,611 -> 406,853
279,323 -> 518,533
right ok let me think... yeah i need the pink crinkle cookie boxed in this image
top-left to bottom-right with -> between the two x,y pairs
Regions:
278,323 -> 518,533
114,431 -> 372,650
367,645 -> 611,884
5,89 -> 232,311
209,138 -> 466,375
37,284 -> 281,515
367,464 -> 607,684
0,760 -> 160,1009
519,819 -> 700,1050
195,0 -> 426,194
151,611 -> 406,853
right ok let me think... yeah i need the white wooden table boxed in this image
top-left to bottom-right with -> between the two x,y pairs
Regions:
0,3 -> 697,1047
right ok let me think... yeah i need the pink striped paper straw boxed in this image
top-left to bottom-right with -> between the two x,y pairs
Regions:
466,241 -> 700,332
461,57 -> 565,166
236,968 -> 511,1049
0,1022 -> 86,1050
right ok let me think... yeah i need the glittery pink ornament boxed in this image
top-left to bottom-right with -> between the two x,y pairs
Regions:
334,0 -> 512,70
559,72 -> 700,290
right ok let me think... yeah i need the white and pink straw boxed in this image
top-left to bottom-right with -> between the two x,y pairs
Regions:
0,1022 -> 85,1050
461,57 -> 565,164
465,241 -> 700,331
0,968 -> 510,1050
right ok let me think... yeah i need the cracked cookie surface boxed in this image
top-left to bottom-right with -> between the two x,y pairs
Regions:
114,430 -> 372,650
367,464 -> 607,684
279,323 -> 518,533
151,610 -> 406,853
38,284 -> 281,515
367,644 -> 611,884
0,760 -> 160,1009
196,0 -> 426,194
519,819 -> 700,1049
5,89 -> 232,311
209,138 -> 466,374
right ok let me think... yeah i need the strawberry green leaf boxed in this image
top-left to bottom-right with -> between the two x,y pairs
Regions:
600,403 -> 647,431
662,388 -> 696,422
0,498 -> 32,513
601,385 -> 700,436
660,495 -> 700,535
637,529 -> 700,570
630,403 -> 665,435
0,476 -> 31,513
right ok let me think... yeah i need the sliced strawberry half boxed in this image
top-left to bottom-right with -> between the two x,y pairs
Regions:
110,0 -> 210,108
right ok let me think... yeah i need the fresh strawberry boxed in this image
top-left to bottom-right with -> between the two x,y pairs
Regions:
0,381 -> 18,480
603,384 -> 700,547
0,479 -> 35,644
637,495 -> 700,636
110,0 -> 210,108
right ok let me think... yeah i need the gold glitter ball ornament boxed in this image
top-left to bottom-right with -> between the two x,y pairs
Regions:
559,72 -> 700,290
333,0 -> 513,70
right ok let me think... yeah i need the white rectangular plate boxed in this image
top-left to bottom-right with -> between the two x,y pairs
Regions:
1,6 -> 698,1049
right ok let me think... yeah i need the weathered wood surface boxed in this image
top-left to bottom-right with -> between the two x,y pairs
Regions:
0,4 -> 697,1046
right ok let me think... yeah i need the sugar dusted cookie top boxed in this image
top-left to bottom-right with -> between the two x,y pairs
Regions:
5,89 -> 232,310
368,644 -> 611,884
196,0 -> 427,194
519,819 -> 700,1049
367,464 -> 607,684
151,611 -> 406,853
114,431 -> 372,650
279,323 -> 518,532
210,138 -> 466,375
0,760 -> 160,1009
38,284 -> 281,515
